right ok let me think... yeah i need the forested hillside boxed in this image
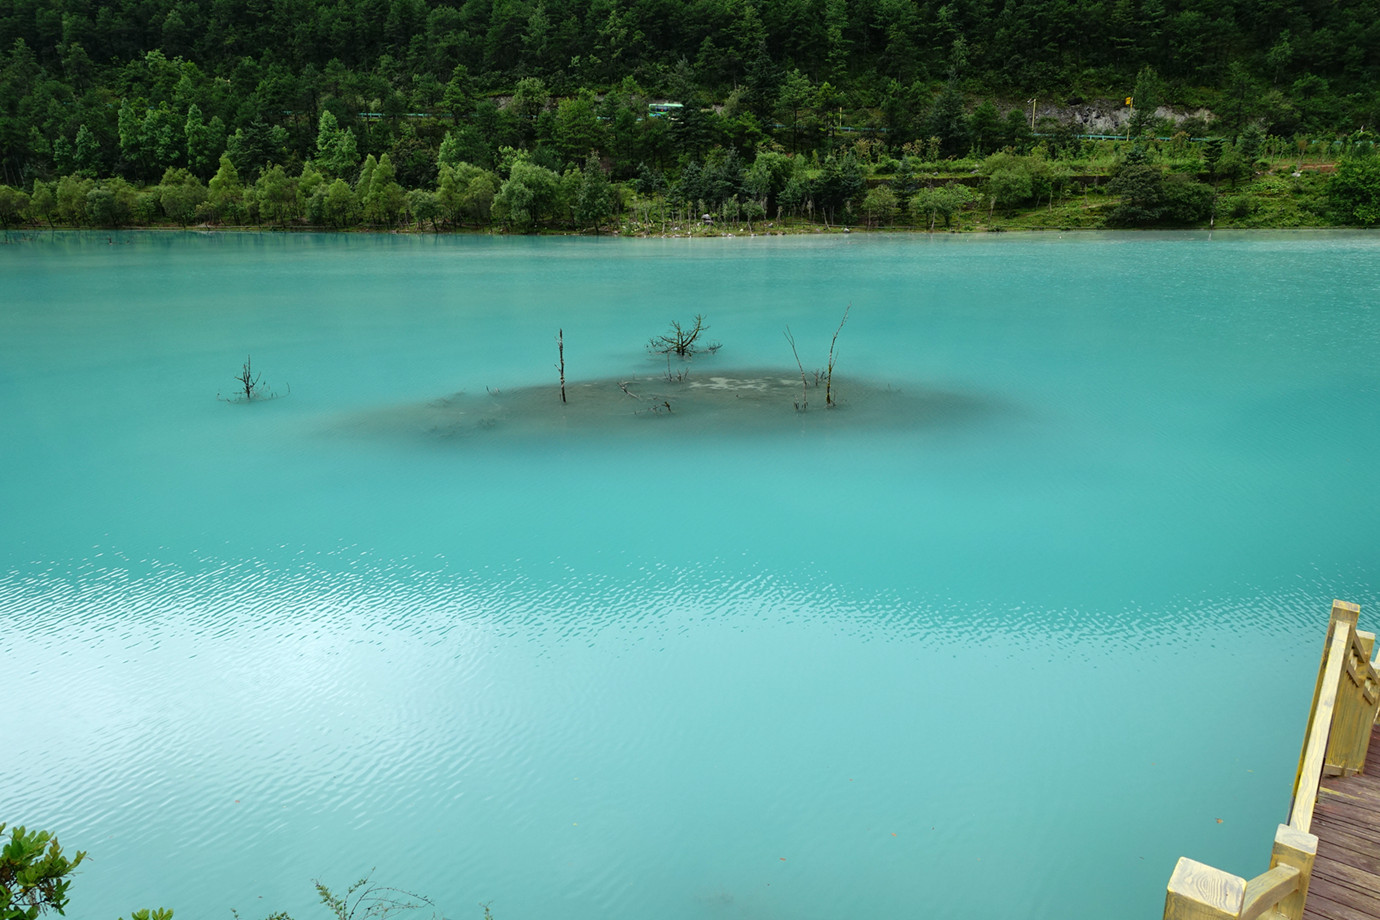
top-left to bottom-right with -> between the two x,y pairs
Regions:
1,0 -> 1378,230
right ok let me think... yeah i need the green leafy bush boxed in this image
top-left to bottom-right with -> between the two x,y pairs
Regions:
1327,156 -> 1380,225
0,824 -> 85,920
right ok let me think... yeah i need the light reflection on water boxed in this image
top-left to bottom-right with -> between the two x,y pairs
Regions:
2,231 -> 1378,920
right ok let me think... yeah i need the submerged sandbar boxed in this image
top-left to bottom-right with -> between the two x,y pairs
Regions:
331,369 -> 1003,442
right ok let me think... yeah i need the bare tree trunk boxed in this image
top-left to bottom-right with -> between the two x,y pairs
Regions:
825,303 -> 850,407
784,327 -> 808,411
554,329 -> 565,405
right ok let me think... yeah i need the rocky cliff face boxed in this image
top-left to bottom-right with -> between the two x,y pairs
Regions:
1031,101 -> 1214,134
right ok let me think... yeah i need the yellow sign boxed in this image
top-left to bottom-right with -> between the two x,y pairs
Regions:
1126,96 -> 1133,105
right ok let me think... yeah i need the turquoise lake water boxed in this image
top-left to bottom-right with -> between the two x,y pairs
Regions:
2,230 -> 1378,920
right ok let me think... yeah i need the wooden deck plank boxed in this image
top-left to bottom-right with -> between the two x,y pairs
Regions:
1308,871 -> 1380,907
1301,724 -> 1380,920
1312,808 -> 1380,841
1304,888 -> 1380,920
1317,835 -> 1380,874
1314,795 -> 1380,820
1305,878 -> 1380,916
1313,805 -> 1380,835
1321,771 -> 1380,797
1309,860 -> 1380,904
1321,769 -> 1380,790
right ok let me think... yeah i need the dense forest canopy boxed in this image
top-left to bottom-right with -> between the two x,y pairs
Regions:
6,0 -> 1380,90
1,0 -> 1378,228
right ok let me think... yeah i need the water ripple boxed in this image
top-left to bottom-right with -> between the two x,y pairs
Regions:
2,551 -> 1373,920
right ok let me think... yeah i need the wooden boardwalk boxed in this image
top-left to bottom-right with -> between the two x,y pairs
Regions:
1305,723 -> 1380,920
1163,601 -> 1380,920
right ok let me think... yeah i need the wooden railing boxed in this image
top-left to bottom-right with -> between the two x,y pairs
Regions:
1163,600 -> 1380,920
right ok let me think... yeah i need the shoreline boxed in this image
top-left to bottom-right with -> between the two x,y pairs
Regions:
3,221 -> 1369,239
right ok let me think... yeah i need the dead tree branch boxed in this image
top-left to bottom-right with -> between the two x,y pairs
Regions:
648,315 -> 709,356
825,303 -> 850,408
784,327 -> 808,411
557,328 -> 566,403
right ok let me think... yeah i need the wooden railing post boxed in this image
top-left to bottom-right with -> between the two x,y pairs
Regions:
1266,824 -> 1317,920
1351,628 -> 1379,764
1292,603 -> 1352,798
1330,599 -> 1360,630
1324,603 -> 1377,776
1290,624 -> 1351,830
1164,601 -> 1371,920
1369,628 -> 1380,728
1164,858 -> 1245,920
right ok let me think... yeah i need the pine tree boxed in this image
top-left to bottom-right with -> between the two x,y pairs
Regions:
315,110 -> 360,180
364,153 -> 405,225
207,153 -> 245,223
574,154 -> 613,233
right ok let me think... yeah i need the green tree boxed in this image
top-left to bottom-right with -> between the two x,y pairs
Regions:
574,154 -> 613,233
0,185 -> 28,227
492,156 -> 560,231
462,171 -> 498,225
968,100 -> 1002,155
254,164 -> 298,225
362,153 -> 405,225
823,0 -> 851,82
1327,156 -> 1380,225
910,183 -> 978,229
73,125 -> 102,177
776,69 -> 814,153
778,173 -> 809,217
406,189 -> 442,229
860,184 -> 898,227
139,103 -> 182,176
1127,65 -> 1164,137
1266,32 -> 1294,85
813,151 -> 865,224
1160,175 -> 1215,222
1003,108 -> 1034,152
520,3 -> 552,72
322,178 -> 358,227
553,91 -> 604,168
116,98 -> 143,176
1202,137 -> 1226,183
298,161 -> 327,201
356,154 -> 377,198
55,175 -> 95,225
1107,160 -> 1166,224
1220,61 -> 1261,134
85,178 -> 141,227
438,162 -> 495,225
442,65 -> 475,121
1216,145 -> 1250,188
981,153 -> 1055,211
0,824 -> 86,920
1238,124 -> 1266,165
28,181 -> 56,225
184,106 -> 225,179
746,151 -> 795,217
225,120 -> 289,182
207,153 -> 246,223
926,81 -> 969,157
510,76 -> 549,145
438,125 -> 490,170
314,110 -> 359,181
670,103 -> 719,161
157,167 -> 207,225
1108,155 -> 1214,225
814,81 -> 843,146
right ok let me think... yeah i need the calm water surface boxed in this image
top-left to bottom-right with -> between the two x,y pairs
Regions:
2,230 -> 1378,920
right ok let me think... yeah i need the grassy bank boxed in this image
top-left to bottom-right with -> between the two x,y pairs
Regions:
0,143 -> 1368,237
